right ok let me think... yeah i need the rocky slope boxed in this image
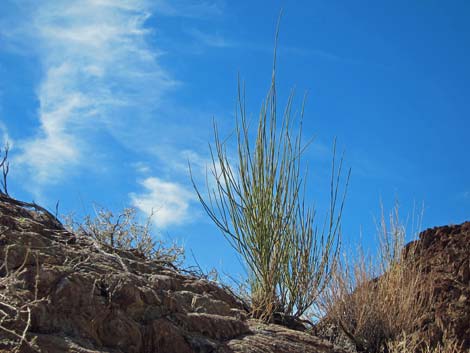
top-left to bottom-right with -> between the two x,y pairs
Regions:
315,221 -> 470,352
405,222 -> 470,349
0,194 -> 347,353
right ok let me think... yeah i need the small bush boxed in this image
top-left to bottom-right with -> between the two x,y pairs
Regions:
318,203 -> 432,352
65,206 -> 184,265
192,30 -> 349,322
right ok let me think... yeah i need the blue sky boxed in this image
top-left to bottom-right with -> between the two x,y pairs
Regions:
0,0 -> 469,276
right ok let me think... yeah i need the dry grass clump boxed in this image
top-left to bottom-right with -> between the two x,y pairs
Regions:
318,203 -> 434,353
388,333 -> 467,353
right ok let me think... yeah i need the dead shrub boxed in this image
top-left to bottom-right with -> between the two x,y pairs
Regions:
0,247 -> 43,352
65,206 -> 184,265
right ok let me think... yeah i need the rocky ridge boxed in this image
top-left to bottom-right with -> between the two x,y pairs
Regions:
406,222 -> 470,349
0,194 -> 346,353
314,221 -> 470,352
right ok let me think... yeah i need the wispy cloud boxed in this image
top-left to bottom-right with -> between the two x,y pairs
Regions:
132,161 -> 152,175
460,191 -> 470,200
152,0 -> 223,19
0,122 -> 11,147
130,177 -> 196,229
2,0 -> 177,185
128,148 -> 220,229
188,28 -> 235,48
128,142 -> 237,230
1,0 -> 229,227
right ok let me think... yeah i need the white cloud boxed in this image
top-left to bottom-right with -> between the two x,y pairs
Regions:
5,0 -> 177,185
150,146 -> 228,192
130,177 -> 196,228
460,191 -> 470,200
188,28 -> 235,48
132,161 -> 151,174
1,0 -> 225,188
1,0 -> 225,227
128,148 -> 222,229
0,122 -> 11,147
152,0 -> 223,19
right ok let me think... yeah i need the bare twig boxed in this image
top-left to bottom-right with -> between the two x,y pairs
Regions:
0,248 -> 42,352
0,143 -> 9,196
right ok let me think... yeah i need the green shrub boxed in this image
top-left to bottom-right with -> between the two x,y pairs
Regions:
191,36 -> 349,322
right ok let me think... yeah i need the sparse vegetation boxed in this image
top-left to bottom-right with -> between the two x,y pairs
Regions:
0,144 -> 10,196
317,203 -> 434,353
0,24 -> 466,352
65,206 -> 184,265
388,332 -> 466,353
191,28 -> 349,323
0,247 -> 42,352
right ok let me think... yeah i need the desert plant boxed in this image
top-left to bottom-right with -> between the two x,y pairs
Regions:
191,26 -> 349,322
0,144 -> 9,196
65,206 -> 184,265
317,203 -> 432,353
0,247 -> 43,352
387,332 -> 467,353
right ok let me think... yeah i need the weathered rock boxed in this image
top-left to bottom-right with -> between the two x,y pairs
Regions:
315,222 -> 470,352
405,222 -> 470,350
227,321 -> 347,353
0,194 -> 347,353
312,321 -> 357,353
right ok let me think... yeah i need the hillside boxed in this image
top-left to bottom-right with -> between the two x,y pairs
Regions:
405,222 -> 470,349
0,194 -> 347,353
1,193 -> 468,352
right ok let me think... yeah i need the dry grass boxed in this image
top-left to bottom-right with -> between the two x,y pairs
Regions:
318,203 -> 434,353
388,333 -> 468,353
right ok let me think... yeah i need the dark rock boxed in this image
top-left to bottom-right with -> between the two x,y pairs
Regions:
408,222 -> 470,350
0,194 -> 347,353
315,222 -> 470,352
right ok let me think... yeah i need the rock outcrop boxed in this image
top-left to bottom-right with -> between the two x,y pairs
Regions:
405,222 -> 470,349
315,221 -> 470,352
0,194 -> 346,353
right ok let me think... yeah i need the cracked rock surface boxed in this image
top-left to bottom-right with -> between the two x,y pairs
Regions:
405,222 -> 470,349
0,194 -> 346,353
